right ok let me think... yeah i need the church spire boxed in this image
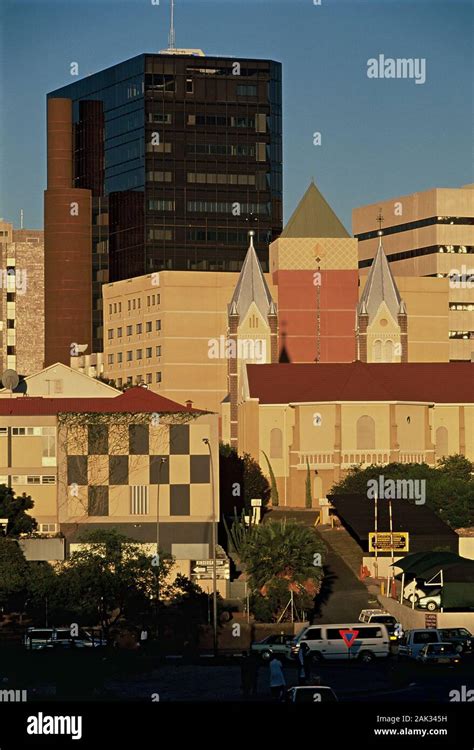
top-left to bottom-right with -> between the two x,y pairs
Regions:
228,231 -> 276,320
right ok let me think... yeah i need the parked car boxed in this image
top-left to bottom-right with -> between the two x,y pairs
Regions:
398,628 -> 449,659
291,622 -> 390,663
250,633 -> 294,661
416,589 -> 442,611
416,642 -> 461,666
285,686 -> 338,703
438,628 -> 474,653
358,610 -> 401,641
23,627 -> 105,650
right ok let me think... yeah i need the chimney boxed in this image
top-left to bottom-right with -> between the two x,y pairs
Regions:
185,399 -> 193,410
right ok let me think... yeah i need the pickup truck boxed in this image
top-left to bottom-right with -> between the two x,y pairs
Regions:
398,628 -> 449,659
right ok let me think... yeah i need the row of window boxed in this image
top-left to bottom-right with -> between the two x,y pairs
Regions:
355,216 -> 474,242
449,331 -> 474,339
187,200 -> 270,215
449,303 -> 474,311
3,427 -> 56,437
149,200 -> 175,211
115,373 -> 161,387
187,143 -> 256,157
0,475 -> 56,485
359,245 -> 474,268
187,172 -> 256,185
108,346 -> 162,363
108,322 -> 162,339
189,114 -> 256,128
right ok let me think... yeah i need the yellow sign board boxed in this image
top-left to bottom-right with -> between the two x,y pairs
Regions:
369,532 -> 409,552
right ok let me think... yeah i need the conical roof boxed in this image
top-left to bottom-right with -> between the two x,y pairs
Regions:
228,235 -> 275,320
358,237 -> 403,323
281,181 -> 350,238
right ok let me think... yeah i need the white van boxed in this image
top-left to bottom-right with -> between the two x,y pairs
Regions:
292,622 -> 390,663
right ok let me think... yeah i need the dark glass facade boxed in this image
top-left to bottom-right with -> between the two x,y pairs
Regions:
48,52 -> 282,351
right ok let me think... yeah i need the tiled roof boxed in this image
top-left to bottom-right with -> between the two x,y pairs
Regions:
246,362 -> 474,404
0,387 -> 203,416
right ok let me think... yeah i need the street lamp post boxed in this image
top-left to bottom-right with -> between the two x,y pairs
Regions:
202,438 -> 218,656
155,457 -> 167,639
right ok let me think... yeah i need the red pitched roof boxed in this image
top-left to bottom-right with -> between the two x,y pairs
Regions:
246,362 -> 474,404
0,387 -> 202,416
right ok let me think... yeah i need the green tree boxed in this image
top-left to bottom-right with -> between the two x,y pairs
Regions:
240,519 -> 324,621
330,459 -> 474,528
0,485 -> 37,536
261,451 -> 279,507
0,538 -> 29,610
55,529 -> 173,632
219,444 -> 270,512
437,454 -> 473,483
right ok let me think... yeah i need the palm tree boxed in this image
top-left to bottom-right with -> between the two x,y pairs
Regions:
240,519 -> 324,620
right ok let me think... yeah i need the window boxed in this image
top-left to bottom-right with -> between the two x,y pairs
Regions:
126,376 -> 133,385
42,476 -> 56,484
146,347 -> 152,358
113,303 -> 117,313
156,346 -> 161,356
187,172 -> 255,186
117,327 -> 122,337
39,523 -> 58,533
152,295 -> 155,304
6,292 -> 15,302
117,352 -> 123,363
130,485 -> 149,515
237,84 -> 257,96
127,350 -> 133,361
26,476 -> 40,484
156,320 -> 161,331
156,372 -> 162,383
186,78 -> 194,93
146,373 -> 152,384
146,142 -> 172,154
0,428 -> 7,435
136,349 -> 143,360
128,300 -> 131,311
148,112 -> 172,124
146,171 -> 172,183
108,354 -> 114,365
146,321 -> 152,333
187,143 -> 255,157
148,199 -> 175,211
7,319 -> 15,329
356,416 -> 375,450
302,628 -> 321,640
126,325 -> 132,336
42,432 -> 56,466
132,299 -> 136,310
117,378 -> 122,387
136,324 -> 142,334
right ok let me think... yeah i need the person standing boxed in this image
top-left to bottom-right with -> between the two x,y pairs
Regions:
297,642 -> 307,685
269,655 -> 286,700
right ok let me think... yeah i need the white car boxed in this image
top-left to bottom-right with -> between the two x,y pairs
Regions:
416,590 -> 442,612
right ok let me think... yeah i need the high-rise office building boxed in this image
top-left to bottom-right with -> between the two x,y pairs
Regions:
353,185 -> 474,362
0,220 -> 44,376
46,52 -> 282,360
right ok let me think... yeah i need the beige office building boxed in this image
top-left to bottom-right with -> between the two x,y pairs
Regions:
0,220 -> 44,376
102,269 -> 277,414
353,185 -> 474,361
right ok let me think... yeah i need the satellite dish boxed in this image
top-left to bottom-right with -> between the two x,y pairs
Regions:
2,369 -> 19,392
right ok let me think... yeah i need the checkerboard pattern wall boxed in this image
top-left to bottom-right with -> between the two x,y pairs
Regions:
66,422 -> 211,518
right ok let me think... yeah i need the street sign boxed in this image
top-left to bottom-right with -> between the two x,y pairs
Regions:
191,558 -> 230,580
368,532 -> 409,552
340,629 -> 359,648
425,613 -> 438,629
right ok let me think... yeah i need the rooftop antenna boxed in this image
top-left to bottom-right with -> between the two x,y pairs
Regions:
168,0 -> 176,50
20,208 -> 24,230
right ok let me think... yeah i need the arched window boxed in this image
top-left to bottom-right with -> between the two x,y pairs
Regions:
373,339 -> 382,362
270,428 -> 283,458
383,340 -> 394,362
357,415 -> 375,450
435,426 -> 448,459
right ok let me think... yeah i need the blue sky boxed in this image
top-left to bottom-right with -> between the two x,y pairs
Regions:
0,0 -> 472,232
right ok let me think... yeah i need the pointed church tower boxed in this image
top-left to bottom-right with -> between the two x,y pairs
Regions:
269,180 -> 359,362
356,235 -> 408,362
226,232 -> 278,448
